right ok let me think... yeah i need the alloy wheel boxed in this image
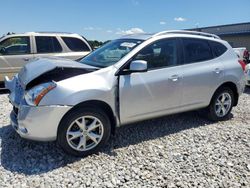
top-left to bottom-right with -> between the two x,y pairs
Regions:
66,116 -> 104,151
214,92 -> 232,117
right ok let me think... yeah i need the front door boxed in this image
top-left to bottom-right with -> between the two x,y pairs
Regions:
119,38 -> 183,124
0,36 -> 34,81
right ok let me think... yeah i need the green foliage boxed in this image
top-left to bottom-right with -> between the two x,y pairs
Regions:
88,40 -> 111,49
88,40 -> 103,49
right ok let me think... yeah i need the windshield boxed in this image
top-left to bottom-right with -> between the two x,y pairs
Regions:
80,39 -> 143,68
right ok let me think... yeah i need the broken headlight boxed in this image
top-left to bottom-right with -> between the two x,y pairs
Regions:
25,82 -> 56,106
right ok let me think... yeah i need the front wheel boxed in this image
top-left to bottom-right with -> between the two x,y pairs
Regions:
206,87 -> 235,121
57,107 -> 111,157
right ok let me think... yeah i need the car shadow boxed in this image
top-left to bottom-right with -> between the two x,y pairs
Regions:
0,111 -> 229,175
244,86 -> 250,94
0,89 -> 9,95
0,125 -> 78,175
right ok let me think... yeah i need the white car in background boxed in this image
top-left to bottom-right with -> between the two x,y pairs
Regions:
233,47 -> 249,62
0,32 -> 92,86
233,47 -> 250,86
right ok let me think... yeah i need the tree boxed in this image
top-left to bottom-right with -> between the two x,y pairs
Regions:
88,40 -> 111,49
88,40 -> 103,49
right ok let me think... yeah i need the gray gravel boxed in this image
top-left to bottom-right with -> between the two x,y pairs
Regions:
0,88 -> 250,188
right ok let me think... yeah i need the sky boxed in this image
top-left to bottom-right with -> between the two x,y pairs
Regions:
0,0 -> 250,41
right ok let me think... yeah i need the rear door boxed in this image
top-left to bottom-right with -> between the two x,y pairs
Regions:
179,38 -> 224,109
0,36 -> 34,81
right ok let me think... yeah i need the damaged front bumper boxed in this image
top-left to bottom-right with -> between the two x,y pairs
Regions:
10,104 -> 71,141
5,75 -> 72,141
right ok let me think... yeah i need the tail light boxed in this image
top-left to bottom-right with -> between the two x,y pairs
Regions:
238,60 -> 246,72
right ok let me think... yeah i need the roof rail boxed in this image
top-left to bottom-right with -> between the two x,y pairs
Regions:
33,31 -> 73,34
152,30 -> 220,39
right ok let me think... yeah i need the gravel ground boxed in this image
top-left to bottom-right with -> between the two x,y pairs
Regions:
0,88 -> 250,188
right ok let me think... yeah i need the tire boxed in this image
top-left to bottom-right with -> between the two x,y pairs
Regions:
206,87 -> 235,121
57,106 -> 111,157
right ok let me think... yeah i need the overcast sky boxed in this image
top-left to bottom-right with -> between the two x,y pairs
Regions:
1,0 -> 250,41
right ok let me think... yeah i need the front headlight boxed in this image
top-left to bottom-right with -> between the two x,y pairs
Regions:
25,82 -> 56,106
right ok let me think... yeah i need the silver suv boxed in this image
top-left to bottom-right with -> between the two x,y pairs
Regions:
0,32 -> 92,85
5,30 -> 246,156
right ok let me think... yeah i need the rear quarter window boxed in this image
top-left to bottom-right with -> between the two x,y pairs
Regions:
209,41 -> 227,57
62,37 -> 90,52
182,38 -> 213,64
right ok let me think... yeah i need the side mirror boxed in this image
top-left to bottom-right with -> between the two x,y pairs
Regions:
129,60 -> 148,72
115,60 -> 148,76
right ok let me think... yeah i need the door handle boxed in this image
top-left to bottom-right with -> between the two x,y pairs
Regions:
169,75 -> 179,82
23,58 -> 30,61
213,68 -> 222,74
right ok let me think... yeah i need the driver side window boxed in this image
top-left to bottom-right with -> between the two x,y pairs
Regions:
0,37 -> 31,55
133,39 -> 178,70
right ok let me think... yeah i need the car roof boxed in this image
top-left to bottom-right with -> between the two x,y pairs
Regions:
120,30 -> 221,41
1,32 -> 82,38
120,33 -> 154,40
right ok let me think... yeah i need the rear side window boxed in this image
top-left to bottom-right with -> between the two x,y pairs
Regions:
35,36 -> 62,53
182,38 -> 213,64
62,37 -> 90,52
209,41 -> 227,57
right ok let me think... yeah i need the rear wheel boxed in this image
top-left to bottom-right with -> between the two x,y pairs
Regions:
57,107 -> 111,157
206,87 -> 234,121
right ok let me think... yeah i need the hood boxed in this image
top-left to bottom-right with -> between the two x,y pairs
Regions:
18,57 -> 98,88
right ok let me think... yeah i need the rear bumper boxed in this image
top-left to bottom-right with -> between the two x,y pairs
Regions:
10,103 -> 71,141
246,70 -> 250,86
237,74 -> 246,95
